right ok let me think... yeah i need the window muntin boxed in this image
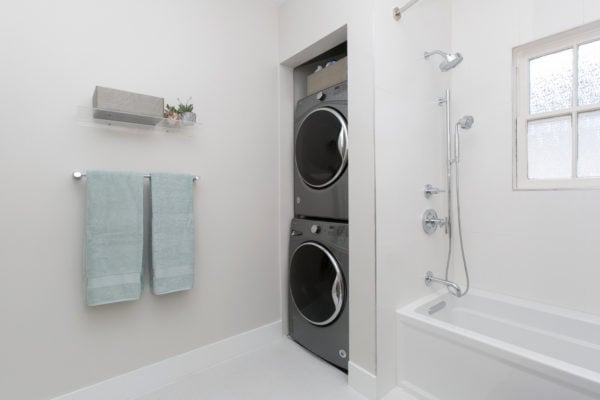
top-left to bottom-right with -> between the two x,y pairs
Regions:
514,22 -> 600,189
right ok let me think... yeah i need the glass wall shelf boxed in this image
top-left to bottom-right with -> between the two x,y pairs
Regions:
76,106 -> 199,133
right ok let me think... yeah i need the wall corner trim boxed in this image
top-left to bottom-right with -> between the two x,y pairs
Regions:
348,361 -> 378,400
52,320 -> 282,400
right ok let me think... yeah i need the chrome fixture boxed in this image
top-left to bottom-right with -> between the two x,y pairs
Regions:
424,184 -> 445,198
424,86 -> 474,298
453,115 -> 475,164
425,271 -> 463,296
424,50 -> 464,72
445,114 -> 474,297
422,209 -> 447,235
393,0 -> 421,20
458,115 -> 474,129
436,96 -> 448,106
72,171 -> 200,182
427,300 -> 447,315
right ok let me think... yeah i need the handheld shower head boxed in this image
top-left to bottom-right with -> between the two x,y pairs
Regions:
454,115 -> 475,164
424,50 -> 463,72
458,115 -> 474,130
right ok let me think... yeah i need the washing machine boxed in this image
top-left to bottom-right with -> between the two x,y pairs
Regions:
294,82 -> 348,221
288,217 -> 349,370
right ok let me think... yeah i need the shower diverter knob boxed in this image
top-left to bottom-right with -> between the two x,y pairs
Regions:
422,209 -> 447,235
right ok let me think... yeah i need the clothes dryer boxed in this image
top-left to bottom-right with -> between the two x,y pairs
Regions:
294,82 -> 348,221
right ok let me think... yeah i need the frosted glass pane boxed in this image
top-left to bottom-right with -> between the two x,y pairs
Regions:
577,111 -> 600,177
527,116 -> 572,179
578,40 -> 600,106
530,49 -> 573,114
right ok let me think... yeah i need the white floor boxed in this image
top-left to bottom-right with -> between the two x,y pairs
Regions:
138,338 -> 367,400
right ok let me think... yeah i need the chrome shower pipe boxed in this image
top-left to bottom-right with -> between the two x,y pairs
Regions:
444,89 -> 453,272
393,0 -> 421,20
426,89 -> 468,298
443,89 -> 459,295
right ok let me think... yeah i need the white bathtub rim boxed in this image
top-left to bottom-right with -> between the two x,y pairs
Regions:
401,287 -> 600,327
397,289 -> 600,397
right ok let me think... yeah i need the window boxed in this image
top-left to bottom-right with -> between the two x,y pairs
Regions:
513,22 -> 600,189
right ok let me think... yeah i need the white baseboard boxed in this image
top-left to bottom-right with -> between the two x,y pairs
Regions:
380,387 -> 420,400
53,320 -> 282,400
396,381 -> 440,400
348,361 -> 377,400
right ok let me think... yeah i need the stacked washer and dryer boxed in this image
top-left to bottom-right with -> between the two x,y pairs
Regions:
288,81 -> 349,370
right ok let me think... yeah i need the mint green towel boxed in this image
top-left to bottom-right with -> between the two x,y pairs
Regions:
150,173 -> 195,295
85,171 -> 144,306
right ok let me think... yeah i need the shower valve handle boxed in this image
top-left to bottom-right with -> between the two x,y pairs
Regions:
424,184 -> 445,198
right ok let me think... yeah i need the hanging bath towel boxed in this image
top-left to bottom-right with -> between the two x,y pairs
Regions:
84,171 -> 144,306
150,172 -> 195,295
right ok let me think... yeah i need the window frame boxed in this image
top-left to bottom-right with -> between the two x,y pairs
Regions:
513,21 -> 600,190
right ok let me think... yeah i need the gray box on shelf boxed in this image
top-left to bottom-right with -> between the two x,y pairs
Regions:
307,57 -> 348,96
92,86 -> 164,126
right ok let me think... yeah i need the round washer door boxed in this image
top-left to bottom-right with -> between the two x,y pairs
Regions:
290,242 -> 345,326
295,107 -> 348,189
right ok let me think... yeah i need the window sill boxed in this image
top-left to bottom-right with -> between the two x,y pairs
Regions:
513,177 -> 600,190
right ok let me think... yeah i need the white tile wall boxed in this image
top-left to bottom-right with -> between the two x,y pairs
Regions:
450,0 -> 600,316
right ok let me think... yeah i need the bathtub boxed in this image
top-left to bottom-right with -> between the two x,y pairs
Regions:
396,289 -> 600,400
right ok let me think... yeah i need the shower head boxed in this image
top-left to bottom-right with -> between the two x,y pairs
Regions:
424,50 -> 464,71
457,115 -> 474,130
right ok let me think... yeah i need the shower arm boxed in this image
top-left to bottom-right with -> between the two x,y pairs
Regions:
424,50 -> 447,59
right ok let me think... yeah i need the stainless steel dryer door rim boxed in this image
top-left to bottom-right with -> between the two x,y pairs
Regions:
290,241 -> 345,326
295,107 -> 349,189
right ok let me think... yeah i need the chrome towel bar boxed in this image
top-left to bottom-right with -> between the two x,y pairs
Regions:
72,171 -> 200,182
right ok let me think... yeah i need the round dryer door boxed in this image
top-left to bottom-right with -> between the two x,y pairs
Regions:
295,107 -> 348,189
290,242 -> 345,326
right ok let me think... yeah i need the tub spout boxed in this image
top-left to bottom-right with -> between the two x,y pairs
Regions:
425,271 -> 463,297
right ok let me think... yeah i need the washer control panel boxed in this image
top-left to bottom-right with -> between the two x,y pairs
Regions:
290,219 -> 348,246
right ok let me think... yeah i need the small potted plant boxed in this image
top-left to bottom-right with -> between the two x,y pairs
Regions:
177,97 -> 196,124
164,104 -> 180,121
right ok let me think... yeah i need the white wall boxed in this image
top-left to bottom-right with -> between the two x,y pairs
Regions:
373,0 -> 452,396
450,0 -> 600,316
0,1 -> 280,399
277,0 -> 378,390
